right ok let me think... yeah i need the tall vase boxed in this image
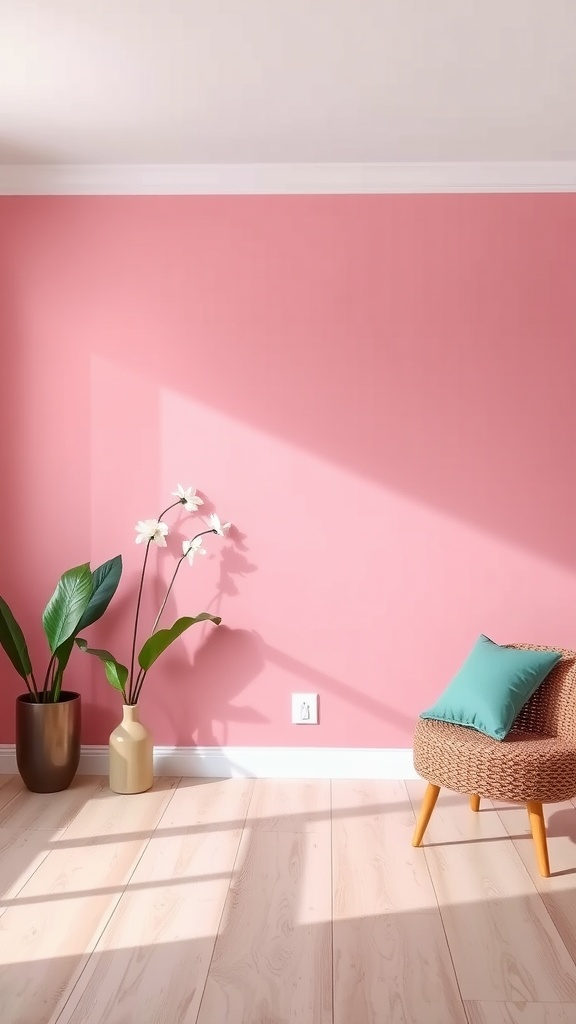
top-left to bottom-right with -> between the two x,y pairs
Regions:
109,704 -> 153,794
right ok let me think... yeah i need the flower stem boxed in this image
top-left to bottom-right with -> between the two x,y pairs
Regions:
128,539 -> 151,704
149,530 -> 216,636
132,527 -> 217,705
133,668 -> 147,705
158,500 -> 181,521
127,500 -> 185,704
150,559 -> 183,637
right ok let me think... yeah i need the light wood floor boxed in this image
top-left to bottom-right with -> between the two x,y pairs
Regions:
1,776 -> 576,1023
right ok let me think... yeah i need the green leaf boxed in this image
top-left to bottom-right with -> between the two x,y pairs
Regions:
75,638 -> 128,696
77,555 -> 123,632
42,563 -> 94,654
138,613 -> 221,672
0,595 -> 32,681
52,636 -> 75,702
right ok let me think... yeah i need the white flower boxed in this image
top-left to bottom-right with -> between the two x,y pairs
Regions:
172,485 -> 203,513
135,519 -> 169,547
182,536 -> 207,565
208,512 -> 232,537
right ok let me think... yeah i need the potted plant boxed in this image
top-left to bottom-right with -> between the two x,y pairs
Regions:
76,485 -> 228,794
0,556 -> 122,792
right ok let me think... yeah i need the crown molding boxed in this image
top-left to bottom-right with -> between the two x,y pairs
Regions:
0,161 -> 575,195
0,744 -> 417,780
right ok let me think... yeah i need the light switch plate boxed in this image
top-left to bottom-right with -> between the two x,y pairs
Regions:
291,693 -> 318,724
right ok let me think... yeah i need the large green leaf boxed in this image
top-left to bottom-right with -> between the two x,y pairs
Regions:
42,563 -> 94,654
77,555 -> 123,632
0,595 -> 32,681
138,613 -> 221,672
76,638 -> 128,697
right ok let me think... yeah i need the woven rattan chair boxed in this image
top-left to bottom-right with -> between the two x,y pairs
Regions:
412,644 -> 576,877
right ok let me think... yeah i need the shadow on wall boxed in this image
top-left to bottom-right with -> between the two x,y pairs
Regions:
263,641 -> 415,734
175,630 -> 416,748
158,627 -> 416,748
83,622 -> 415,748
77,193 -> 576,571
4,194 -> 575,571
170,625 -> 269,746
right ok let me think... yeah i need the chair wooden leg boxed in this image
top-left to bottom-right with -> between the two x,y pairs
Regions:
470,794 -> 480,812
527,801 -> 550,877
412,783 -> 441,847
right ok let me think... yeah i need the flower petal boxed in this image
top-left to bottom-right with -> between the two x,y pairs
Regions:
183,495 -> 203,512
207,512 -> 232,536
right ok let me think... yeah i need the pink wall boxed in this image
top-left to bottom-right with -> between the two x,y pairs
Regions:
0,194 -> 575,748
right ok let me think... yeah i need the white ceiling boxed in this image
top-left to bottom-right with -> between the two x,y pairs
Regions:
1,0 -> 575,166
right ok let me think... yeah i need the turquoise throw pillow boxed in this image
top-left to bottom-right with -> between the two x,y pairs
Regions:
420,635 -> 561,741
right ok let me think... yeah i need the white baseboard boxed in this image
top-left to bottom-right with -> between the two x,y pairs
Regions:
0,745 -> 417,780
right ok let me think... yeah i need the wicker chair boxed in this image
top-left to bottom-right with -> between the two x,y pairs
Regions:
412,645 -> 576,877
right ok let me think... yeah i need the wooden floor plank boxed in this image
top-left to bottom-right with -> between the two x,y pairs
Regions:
0,828 -> 59,910
247,778 -> 331,832
58,776 -> 178,841
465,1002 -> 576,1024
407,782 -> 576,1003
196,817 -> 332,1022
332,779 -> 466,1024
0,776 -> 24,813
494,799 -> 576,968
157,777 -> 251,833
0,776 -> 100,832
56,779 -> 254,1024
0,778 -> 178,1024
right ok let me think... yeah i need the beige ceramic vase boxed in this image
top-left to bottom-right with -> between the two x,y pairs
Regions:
109,704 -> 153,794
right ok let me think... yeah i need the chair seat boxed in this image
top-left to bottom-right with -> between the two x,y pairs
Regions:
413,717 -> 576,803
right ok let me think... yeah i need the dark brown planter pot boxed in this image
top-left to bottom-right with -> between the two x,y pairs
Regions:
16,691 -> 81,793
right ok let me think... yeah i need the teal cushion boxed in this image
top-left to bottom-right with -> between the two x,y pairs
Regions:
420,635 -> 562,741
